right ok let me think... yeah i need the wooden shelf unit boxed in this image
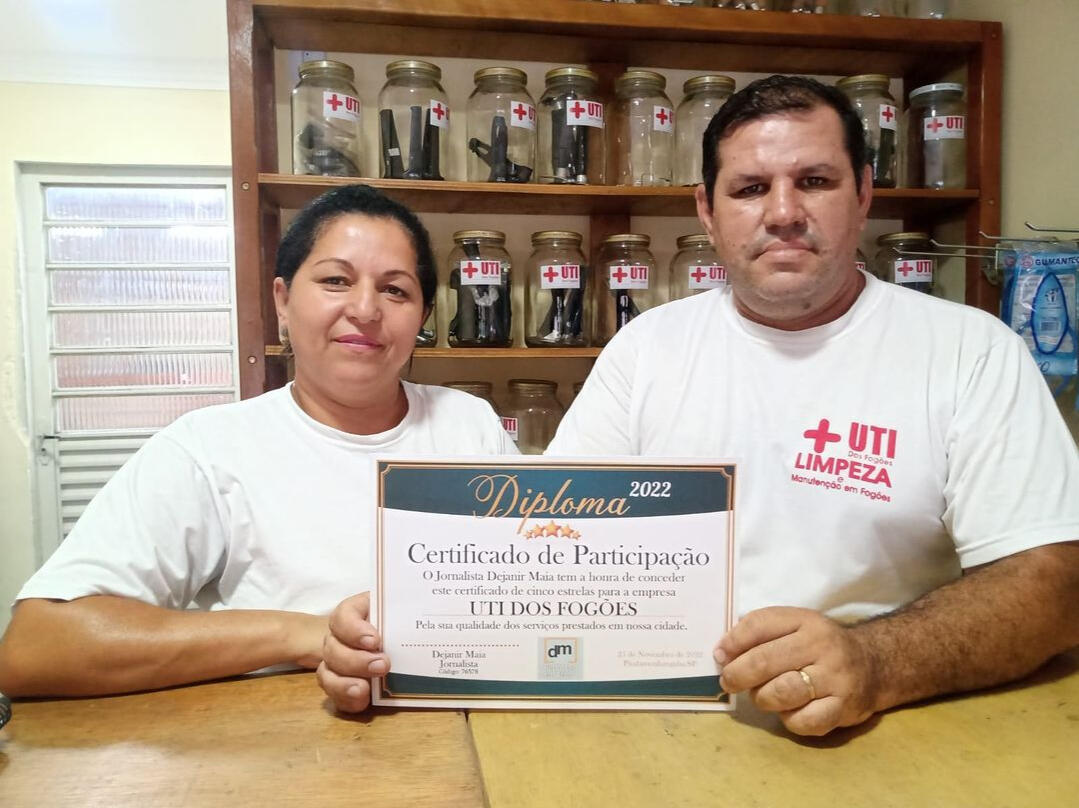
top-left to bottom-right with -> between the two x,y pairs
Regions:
228,0 -> 1002,398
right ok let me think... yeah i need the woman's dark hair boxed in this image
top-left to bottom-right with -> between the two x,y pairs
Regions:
275,184 -> 438,311
701,75 -> 868,206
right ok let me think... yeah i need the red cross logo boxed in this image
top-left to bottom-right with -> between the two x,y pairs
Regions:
611,267 -> 628,284
543,267 -> 559,283
896,262 -> 914,277
513,103 -> 528,121
327,94 -> 343,111
928,118 -> 943,133
431,102 -> 446,121
569,101 -> 586,119
655,108 -> 670,126
804,418 -> 842,453
881,106 -> 895,123
690,268 -> 707,283
462,262 -> 479,279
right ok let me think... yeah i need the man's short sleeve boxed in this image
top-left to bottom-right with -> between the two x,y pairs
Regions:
15,432 -> 229,609
943,332 -> 1079,567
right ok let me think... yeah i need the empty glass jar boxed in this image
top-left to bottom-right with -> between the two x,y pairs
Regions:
610,70 -> 674,187
875,232 -> 934,295
674,75 -> 735,187
443,381 -> 498,410
447,230 -> 513,347
525,230 -> 589,347
907,82 -> 966,189
538,67 -> 606,185
291,60 -> 363,177
503,379 -> 565,454
836,74 -> 899,188
595,234 -> 660,345
669,235 -> 726,301
466,67 -> 536,183
378,60 -> 449,181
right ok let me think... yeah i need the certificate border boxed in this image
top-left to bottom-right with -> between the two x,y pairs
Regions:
375,460 -> 736,704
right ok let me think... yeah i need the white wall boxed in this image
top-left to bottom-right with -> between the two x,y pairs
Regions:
0,82 -> 230,631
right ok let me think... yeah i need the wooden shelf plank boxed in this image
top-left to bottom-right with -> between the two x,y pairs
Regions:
266,344 -> 600,359
259,174 -> 979,219
255,0 -> 984,76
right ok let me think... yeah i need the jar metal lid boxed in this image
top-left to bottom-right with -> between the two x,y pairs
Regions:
836,74 -> 890,91
615,70 -> 666,91
299,59 -> 355,81
444,381 -> 494,395
676,234 -> 713,249
453,229 -> 506,243
877,231 -> 930,246
509,378 -> 558,392
683,75 -> 736,95
474,66 -> 528,84
545,66 -> 599,85
909,82 -> 964,100
386,59 -> 442,80
531,230 -> 583,245
603,234 -> 650,246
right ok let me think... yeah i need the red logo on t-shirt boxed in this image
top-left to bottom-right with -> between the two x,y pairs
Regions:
791,417 -> 897,501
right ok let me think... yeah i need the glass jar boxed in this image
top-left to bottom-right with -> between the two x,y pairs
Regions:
291,60 -> 363,177
669,235 -> 726,301
537,67 -> 606,185
377,60 -> 449,181
466,67 -> 536,184
836,74 -> 899,188
416,306 -> 436,347
715,1 -> 774,9
525,230 -> 589,347
443,381 -> 498,410
503,379 -> 564,455
658,0 -> 711,5
610,70 -> 674,187
875,232 -> 934,295
907,0 -> 949,17
674,75 -> 735,186
788,0 -> 831,11
447,230 -> 513,347
595,234 -> 660,345
850,0 -> 897,14
907,82 -> 966,189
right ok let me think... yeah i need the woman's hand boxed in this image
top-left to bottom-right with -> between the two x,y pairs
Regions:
317,592 -> 391,713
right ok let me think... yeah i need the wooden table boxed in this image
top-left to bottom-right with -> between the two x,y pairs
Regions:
3,652 -> 1077,808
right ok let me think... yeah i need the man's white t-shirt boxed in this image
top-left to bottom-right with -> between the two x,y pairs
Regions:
547,273 -> 1079,622
18,382 -> 517,615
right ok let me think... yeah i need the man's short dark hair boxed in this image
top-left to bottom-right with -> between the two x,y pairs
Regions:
701,74 -> 868,205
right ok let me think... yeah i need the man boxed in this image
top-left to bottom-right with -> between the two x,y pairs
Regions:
546,75 -> 1079,736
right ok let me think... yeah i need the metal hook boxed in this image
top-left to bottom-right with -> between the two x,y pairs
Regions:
1025,221 -> 1079,234
929,238 -> 1014,254
977,230 -> 1062,244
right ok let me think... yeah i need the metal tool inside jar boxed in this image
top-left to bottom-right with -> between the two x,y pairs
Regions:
525,230 -> 589,347
466,67 -> 536,183
291,60 -> 363,177
447,230 -> 513,347
377,60 -> 449,181
907,82 -> 967,189
595,234 -> 659,345
537,68 -> 606,185
836,74 -> 899,188
610,70 -> 674,187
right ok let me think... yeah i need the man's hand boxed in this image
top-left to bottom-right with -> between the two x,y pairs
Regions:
316,592 -> 391,713
716,606 -> 881,736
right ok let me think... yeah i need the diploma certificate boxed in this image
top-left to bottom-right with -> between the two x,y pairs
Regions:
371,459 -> 735,711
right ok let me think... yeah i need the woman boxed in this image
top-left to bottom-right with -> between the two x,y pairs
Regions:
0,185 -> 515,699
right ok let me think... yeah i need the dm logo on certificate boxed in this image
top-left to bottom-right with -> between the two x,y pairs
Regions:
371,459 -> 736,712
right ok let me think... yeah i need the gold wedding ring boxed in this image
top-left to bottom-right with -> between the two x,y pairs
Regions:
798,668 -> 817,701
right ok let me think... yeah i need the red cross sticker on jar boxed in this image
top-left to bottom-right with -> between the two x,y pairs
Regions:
429,100 -> 449,129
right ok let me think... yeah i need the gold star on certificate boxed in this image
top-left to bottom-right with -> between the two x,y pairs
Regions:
543,521 -> 559,537
558,525 -> 574,538
569,530 -> 581,540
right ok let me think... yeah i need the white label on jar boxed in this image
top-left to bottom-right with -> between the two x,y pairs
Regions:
509,100 -> 536,130
688,264 -> 726,289
501,416 -> 519,440
540,264 -> 581,290
567,99 -> 604,129
856,261 -> 866,272
459,259 -> 502,286
609,264 -> 649,290
893,259 -> 933,284
429,100 -> 450,129
878,104 -> 898,131
653,105 -> 674,133
924,115 -> 965,140
323,91 -> 360,122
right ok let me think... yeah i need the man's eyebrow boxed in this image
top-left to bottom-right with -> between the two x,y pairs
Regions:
798,163 -> 842,174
